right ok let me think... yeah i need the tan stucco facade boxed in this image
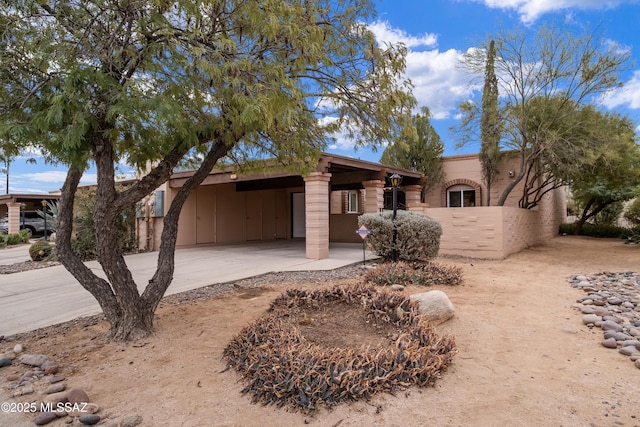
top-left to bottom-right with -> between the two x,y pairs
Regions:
137,152 -> 566,260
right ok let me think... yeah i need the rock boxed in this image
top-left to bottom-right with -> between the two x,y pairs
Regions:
6,374 -> 19,381
119,415 -> 143,427
630,328 -> 640,337
44,375 -> 65,384
636,359 -> 640,369
600,320 -> 624,332
619,346 -> 640,356
67,388 -> 90,404
44,364 -> 59,375
608,297 -> 623,305
45,382 -> 66,394
0,357 -> 11,368
85,403 -> 100,414
78,414 -> 101,425
34,412 -> 57,426
580,307 -> 595,314
390,284 -> 405,291
44,390 -> 68,404
601,338 -> 618,348
409,290 -> 455,325
582,314 -> 601,325
19,354 -> 49,367
13,343 -> 23,353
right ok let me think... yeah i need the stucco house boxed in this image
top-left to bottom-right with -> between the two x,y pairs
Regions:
140,152 -> 566,260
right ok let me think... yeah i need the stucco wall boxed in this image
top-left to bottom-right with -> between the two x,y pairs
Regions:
424,152 -> 524,208
329,213 -> 360,243
425,186 -> 566,259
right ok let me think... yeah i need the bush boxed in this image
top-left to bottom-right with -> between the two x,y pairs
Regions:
359,211 -> 442,261
559,222 -> 638,238
624,198 -> 640,226
5,233 -> 23,245
29,241 -> 53,261
18,229 -> 31,243
365,261 -> 463,287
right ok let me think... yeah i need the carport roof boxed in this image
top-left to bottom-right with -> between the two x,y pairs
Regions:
169,153 -> 425,191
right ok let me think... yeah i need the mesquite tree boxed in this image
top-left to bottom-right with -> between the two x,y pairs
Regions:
456,22 -> 630,208
0,0 -> 415,341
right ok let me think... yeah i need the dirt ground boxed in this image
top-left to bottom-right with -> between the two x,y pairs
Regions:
2,235 -> 640,427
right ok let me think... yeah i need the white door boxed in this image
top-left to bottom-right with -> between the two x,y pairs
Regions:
291,192 -> 306,238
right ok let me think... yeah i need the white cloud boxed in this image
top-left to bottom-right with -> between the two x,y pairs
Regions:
600,70 -> 640,109
368,21 -> 438,49
368,22 -> 478,119
476,0 -> 640,24
405,48 -> 479,119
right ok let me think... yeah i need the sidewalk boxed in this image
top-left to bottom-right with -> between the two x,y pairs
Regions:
0,241 -> 376,337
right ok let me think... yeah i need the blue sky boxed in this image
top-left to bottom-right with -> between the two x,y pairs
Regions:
4,0 -> 640,194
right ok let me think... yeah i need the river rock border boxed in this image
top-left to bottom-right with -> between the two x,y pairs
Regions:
569,271 -> 640,369
0,345 -> 143,426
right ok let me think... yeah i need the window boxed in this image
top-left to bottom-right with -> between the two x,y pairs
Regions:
347,191 -> 359,213
447,186 -> 476,207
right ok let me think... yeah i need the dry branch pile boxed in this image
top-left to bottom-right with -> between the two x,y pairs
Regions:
223,284 -> 457,412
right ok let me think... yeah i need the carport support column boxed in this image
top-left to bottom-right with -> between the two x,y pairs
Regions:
362,180 -> 384,213
304,172 -> 331,259
404,185 -> 423,209
6,202 -> 21,234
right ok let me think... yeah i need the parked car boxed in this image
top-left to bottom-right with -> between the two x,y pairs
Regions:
0,211 -> 56,235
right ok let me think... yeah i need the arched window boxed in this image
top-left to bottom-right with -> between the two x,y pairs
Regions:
447,185 -> 476,207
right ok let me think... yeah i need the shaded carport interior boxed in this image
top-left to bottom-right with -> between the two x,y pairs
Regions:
166,153 -> 424,259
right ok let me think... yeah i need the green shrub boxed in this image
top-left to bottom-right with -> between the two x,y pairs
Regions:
18,229 -> 31,243
624,198 -> 640,226
29,241 -> 53,261
559,222 -> 636,238
359,211 -> 442,261
364,261 -> 463,286
5,233 -> 22,245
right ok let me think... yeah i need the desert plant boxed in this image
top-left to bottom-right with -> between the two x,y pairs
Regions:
559,223 -> 633,238
29,241 -> 53,261
365,261 -> 463,287
359,210 -> 442,261
18,228 -> 31,243
624,198 -> 640,226
5,232 -> 22,246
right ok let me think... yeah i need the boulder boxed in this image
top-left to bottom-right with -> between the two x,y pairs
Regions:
409,290 -> 455,325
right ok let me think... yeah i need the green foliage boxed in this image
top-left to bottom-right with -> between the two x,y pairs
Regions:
364,261 -> 463,287
18,229 -> 31,243
380,107 -> 444,196
5,233 -> 22,245
592,201 -> 624,226
359,211 -> 442,261
0,0 -> 416,340
70,187 -> 137,261
480,40 -> 502,206
456,22 -> 632,209
624,198 -> 640,226
29,240 -> 53,261
559,223 -> 637,238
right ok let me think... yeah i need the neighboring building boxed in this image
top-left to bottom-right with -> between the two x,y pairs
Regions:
0,194 -> 60,236
142,152 -> 566,260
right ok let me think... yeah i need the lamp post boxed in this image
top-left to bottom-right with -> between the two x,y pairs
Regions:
389,173 -> 402,262
20,202 -> 26,230
41,200 -> 48,240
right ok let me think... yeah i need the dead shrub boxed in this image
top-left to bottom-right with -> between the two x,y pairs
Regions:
223,284 -> 457,412
364,261 -> 463,287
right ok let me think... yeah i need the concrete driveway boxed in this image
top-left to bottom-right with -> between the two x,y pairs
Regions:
0,241 -> 376,337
